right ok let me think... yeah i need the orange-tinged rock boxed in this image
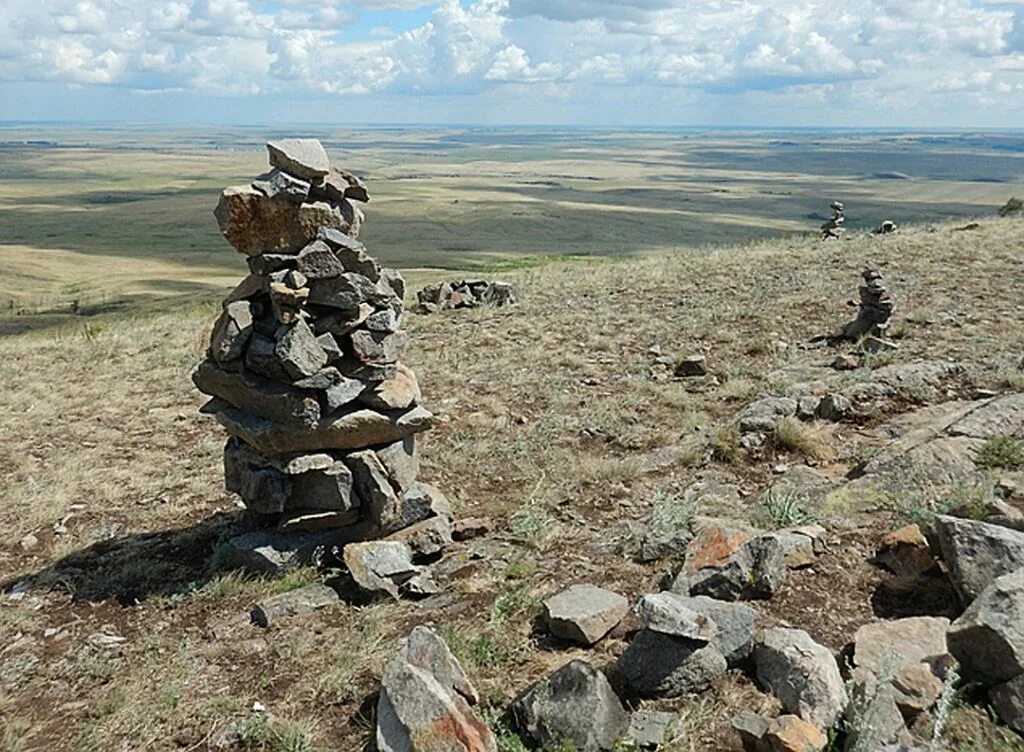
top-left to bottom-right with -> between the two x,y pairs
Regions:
876,524 -> 935,576
765,715 -> 827,752
684,522 -> 752,571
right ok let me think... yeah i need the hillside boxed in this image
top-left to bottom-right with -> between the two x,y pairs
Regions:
2,216 -> 1024,751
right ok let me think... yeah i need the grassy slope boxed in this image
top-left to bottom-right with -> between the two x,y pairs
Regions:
1,218 -> 1023,751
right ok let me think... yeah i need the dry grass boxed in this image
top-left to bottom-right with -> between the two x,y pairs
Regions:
0,216 -> 1023,749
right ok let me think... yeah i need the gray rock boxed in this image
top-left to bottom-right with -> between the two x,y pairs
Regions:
658,595 -> 757,666
947,568 -> 1024,686
314,302 -> 374,337
290,459 -> 356,512
377,626 -> 495,752
853,617 -> 951,676
275,319 -> 328,380
307,273 -> 380,310
677,535 -> 786,601
618,629 -> 727,697
385,516 -> 453,559
344,540 -> 418,599
732,712 -> 769,751
347,450 -> 402,532
351,329 -> 409,365
312,166 -> 370,204
511,660 -> 629,752
316,332 -> 343,362
244,333 -> 291,382
844,669 -> 910,752
635,592 -> 716,642
295,239 -> 345,279
933,515 -> 1024,604
948,393 -> 1024,439
193,359 -> 321,428
294,367 -> 365,413
251,583 -> 338,627
316,227 -> 381,281
209,300 -> 254,364
251,168 -> 311,204
225,529 -> 354,574
990,673 -> 1024,734
266,138 -> 330,181
626,710 -> 677,749
376,438 -> 419,494
754,627 -> 848,728
382,267 -> 407,301
817,393 -> 852,421
401,483 -> 452,527
480,281 -> 518,307
675,355 -> 708,378
542,585 -> 630,646
224,442 -> 291,514
247,253 -> 295,276
366,309 -> 400,333
738,397 -> 798,434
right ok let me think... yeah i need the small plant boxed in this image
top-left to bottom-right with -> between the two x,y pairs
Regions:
753,488 -> 816,528
930,666 -> 961,751
481,708 -> 530,752
975,436 -> 1024,470
773,416 -> 835,461
710,425 -> 741,464
998,196 -> 1023,217
509,502 -> 552,542
648,487 -> 698,539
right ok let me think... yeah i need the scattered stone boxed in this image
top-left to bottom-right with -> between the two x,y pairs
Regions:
852,617 -> 951,677
933,515 -> 1024,604
377,626 -> 496,752
891,662 -> 944,717
250,583 -> 338,627
843,670 -> 910,751
635,592 -> 717,642
675,535 -> 786,601
732,712 -> 770,751
416,279 -> 519,313
542,585 -> 629,646
816,393 -> 852,421
947,568 -> 1024,686
990,674 -> 1024,734
344,541 -> 418,599
875,525 -> 935,577
765,715 -> 828,752
618,628 -> 728,697
874,220 -> 898,235
511,660 -> 629,752
18,533 -> 39,552
452,517 -> 492,541
385,516 -> 453,559
625,710 -> 677,750
832,353 -> 861,371
675,355 -> 708,378
738,397 -> 799,434
754,628 -> 848,728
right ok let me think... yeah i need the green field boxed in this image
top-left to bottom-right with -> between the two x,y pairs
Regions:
2,125 -> 1023,333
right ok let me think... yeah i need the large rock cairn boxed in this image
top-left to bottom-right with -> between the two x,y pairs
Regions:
820,201 -> 845,240
194,138 -> 444,560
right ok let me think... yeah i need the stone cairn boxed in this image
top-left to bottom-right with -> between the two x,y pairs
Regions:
416,278 -> 518,314
194,139 -> 448,565
839,265 -> 895,344
820,201 -> 845,240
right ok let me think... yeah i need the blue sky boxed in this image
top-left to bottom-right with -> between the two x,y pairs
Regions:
2,1 -> 1024,127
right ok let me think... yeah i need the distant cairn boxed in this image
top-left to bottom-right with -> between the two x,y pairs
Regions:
194,139 -> 451,564
416,278 -> 519,314
839,265 -> 895,345
873,219 -> 898,235
820,201 -> 845,240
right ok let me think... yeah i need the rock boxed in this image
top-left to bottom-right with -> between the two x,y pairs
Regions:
382,268 -> 407,301
452,517 -> 491,541
293,367 -> 364,412
511,660 -> 628,752
832,354 -> 861,371
933,515 -> 1024,604
278,510 -> 360,533
295,239 -> 345,279
765,715 -> 828,752
225,528 -> 359,574
401,483 -> 453,528
385,516 -> 453,559
853,617 -> 951,677
214,185 -> 347,255
316,227 -> 381,281
210,300 -> 254,364
314,302 -> 374,336
18,533 -> 39,552
244,333 -> 291,382
843,669 -> 910,751
313,166 -> 370,204
875,525 -> 935,577
480,281 -> 518,307
276,319 -> 328,380
891,662 -> 944,717
290,459 -> 357,512
816,393 -> 852,421
874,220 -> 898,235
308,273 -> 380,310
990,674 -> 1024,734
193,359 -> 321,428
344,540 -> 418,599
947,392 -> 1024,439
738,397 -> 799,434
376,438 -> 420,494
542,585 -> 629,646
347,450 -> 402,532
268,281 -> 308,324
360,363 -> 421,410
224,443 -> 291,514
250,583 -> 338,627
675,355 -> 708,378
732,712 -> 770,752
634,592 -> 717,642
676,535 -> 786,601
625,710 -> 677,750
352,329 -> 409,365
754,628 -> 848,728
658,594 -> 757,666
861,336 -> 899,354
251,168 -> 310,204
947,568 -> 1024,686
618,628 -> 727,697
317,332 -> 343,362
377,626 -> 495,752
760,527 -> 822,569
266,138 -> 330,181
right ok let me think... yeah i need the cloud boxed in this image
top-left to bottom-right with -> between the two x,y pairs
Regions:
0,0 -> 1023,123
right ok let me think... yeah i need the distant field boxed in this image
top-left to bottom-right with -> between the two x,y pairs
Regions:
1,125 -> 1023,333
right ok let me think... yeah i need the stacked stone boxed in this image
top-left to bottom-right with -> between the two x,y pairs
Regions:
194,138 -> 445,540
841,265 -> 894,341
820,201 -> 845,240
416,278 -> 519,314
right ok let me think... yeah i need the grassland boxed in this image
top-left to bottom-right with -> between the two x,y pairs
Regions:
2,126 -> 1023,334
1,210 -> 1023,750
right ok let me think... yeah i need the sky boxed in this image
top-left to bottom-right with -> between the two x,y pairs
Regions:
2,0 -> 1024,127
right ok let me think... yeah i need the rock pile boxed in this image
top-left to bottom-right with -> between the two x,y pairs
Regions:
416,279 -> 518,313
820,201 -> 845,240
874,219 -> 898,235
193,138 -> 448,570
839,265 -> 895,345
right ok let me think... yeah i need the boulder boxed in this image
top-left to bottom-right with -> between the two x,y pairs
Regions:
765,715 -> 828,752
634,592 -> 716,642
933,515 -> 1024,604
990,673 -> 1024,734
738,397 -> 798,434
947,568 -> 1024,686
214,185 -> 347,255
377,626 -> 495,752
754,628 -> 847,728
250,583 -> 338,627
675,535 -> 786,601
511,660 -> 629,752
344,540 -> 418,599
266,138 -> 330,181
875,525 -> 935,577
843,670 -> 909,752
542,585 -> 629,645
852,617 -> 951,676
618,628 -> 727,697
659,594 -> 757,666
209,300 -> 254,363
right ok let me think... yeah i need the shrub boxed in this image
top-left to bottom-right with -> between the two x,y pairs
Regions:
998,196 -> 1023,217
975,436 -> 1024,470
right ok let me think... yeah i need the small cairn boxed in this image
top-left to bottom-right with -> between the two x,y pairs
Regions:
194,139 -> 448,565
820,201 -> 845,240
838,265 -> 896,349
416,279 -> 518,314
873,219 -> 897,235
